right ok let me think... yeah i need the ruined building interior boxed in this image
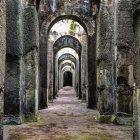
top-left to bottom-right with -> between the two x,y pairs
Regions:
0,0 -> 140,139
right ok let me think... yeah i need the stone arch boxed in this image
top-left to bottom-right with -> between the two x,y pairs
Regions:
60,61 -> 76,70
39,0 -> 96,36
39,1 -> 97,109
57,55 -> 77,93
63,70 -> 73,87
60,61 -> 76,89
53,35 -> 82,55
54,48 -> 80,99
58,53 -> 77,65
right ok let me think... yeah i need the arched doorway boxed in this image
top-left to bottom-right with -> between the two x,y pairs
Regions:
63,71 -> 73,87
39,10 -> 96,109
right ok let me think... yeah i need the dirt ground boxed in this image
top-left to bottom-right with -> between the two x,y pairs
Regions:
3,87 -> 133,140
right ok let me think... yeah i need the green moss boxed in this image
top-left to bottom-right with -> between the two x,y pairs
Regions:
100,115 -> 112,123
23,113 -> 40,122
96,132 -> 113,140
96,112 -> 114,123
113,116 -> 133,125
25,117 -> 46,128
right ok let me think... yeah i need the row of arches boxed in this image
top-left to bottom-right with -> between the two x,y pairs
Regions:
4,0 -> 97,121
39,13 -> 96,109
2,0 -> 140,139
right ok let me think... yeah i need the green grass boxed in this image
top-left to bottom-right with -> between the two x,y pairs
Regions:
25,117 -> 46,128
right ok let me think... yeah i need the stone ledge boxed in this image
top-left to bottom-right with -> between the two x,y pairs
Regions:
96,112 -> 115,123
2,116 -> 22,125
113,116 -> 133,126
96,112 -> 133,126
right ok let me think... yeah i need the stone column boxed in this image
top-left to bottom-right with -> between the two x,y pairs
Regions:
22,4 -> 39,121
4,0 -> 23,122
81,45 -> 87,101
115,0 -> 133,125
39,24 -> 48,109
96,0 -> 115,122
0,0 -> 6,138
47,40 -> 54,101
133,7 -> 140,140
87,35 -> 97,109
79,57 -> 82,99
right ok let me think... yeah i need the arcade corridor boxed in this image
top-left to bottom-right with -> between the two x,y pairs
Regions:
4,87 -> 132,140
1,0 -> 140,139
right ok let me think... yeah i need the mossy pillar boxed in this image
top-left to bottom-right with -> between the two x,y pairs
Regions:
4,0 -> 23,120
22,5 -> 39,121
96,1 -> 115,122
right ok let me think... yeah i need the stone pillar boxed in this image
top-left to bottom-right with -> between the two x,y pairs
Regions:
81,45 -> 87,101
87,35 -> 97,109
39,24 -> 48,109
4,0 -> 23,122
96,0 -> 115,122
47,41 -> 54,101
53,53 -> 57,99
22,4 -> 39,121
0,0 -> 6,138
114,0 -> 133,125
79,57 -> 82,99
133,7 -> 140,140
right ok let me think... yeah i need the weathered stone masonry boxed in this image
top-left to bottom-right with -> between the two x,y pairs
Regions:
115,0 -> 133,124
2,0 -> 140,139
0,0 -> 6,139
133,1 -> 140,139
4,0 -> 39,123
96,0 -> 115,120
96,0 -> 134,125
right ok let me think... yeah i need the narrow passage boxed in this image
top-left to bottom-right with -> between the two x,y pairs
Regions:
4,87 -> 132,140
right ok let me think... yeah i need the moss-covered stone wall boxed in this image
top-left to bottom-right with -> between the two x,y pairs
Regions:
6,0 -> 23,56
115,0 -> 133,121
5,1 -> 39,123
4,55 -> 20,115
96,0 -> 115,116
22,5 -> 39,120
4,0 -> 23,119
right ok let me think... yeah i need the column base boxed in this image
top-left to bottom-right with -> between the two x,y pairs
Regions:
113,116 -> 133,125
23,113 -> 40,122
96,112 -> 115,123
2,116 -> 23,125
96,112 -> 133,125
